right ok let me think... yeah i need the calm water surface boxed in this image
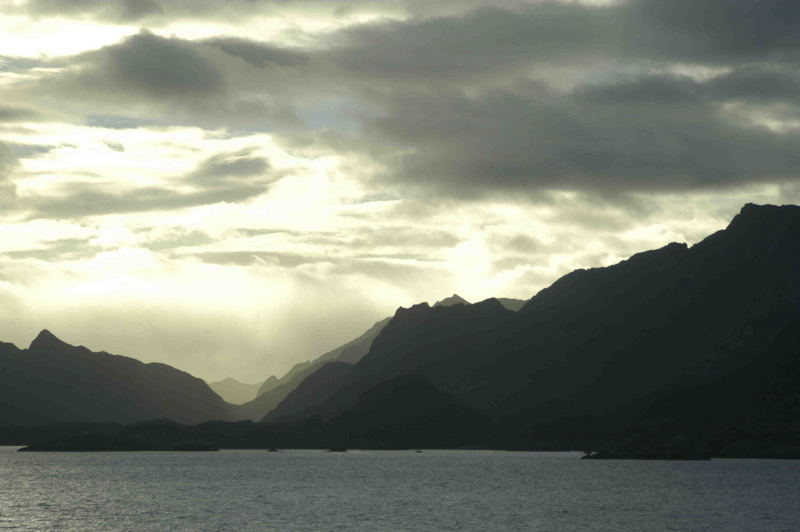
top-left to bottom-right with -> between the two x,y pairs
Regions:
0,447 -> 798,531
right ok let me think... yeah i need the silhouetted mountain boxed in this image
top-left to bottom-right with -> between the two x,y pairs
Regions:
0,331 -> 234,426
326,374 -> 487,449
261,203 -> 800,455
263,298 -> 513,423
433,294 -> 470,307
209,378 -> 262,405
8,203 -> 798,456
234,317 -> 391,421
267,362 -> 355,422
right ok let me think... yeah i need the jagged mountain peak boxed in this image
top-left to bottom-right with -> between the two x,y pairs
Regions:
29,329 -> 73,353
727,203 -> 800,233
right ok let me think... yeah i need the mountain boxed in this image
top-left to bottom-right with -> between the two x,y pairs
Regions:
434,294 -> 527,311
267,362 -> 355,423
209,378 -> 262,405
245,294 -> 522,419
0,330 -> 234,426
495,297 -> 528,312
256,375 -> 280,397
233,317 -> 392,420
262,203 -> 800,453
433,294 -> 470,307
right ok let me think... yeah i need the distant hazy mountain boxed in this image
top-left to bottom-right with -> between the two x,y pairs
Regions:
495,297 -> 528,312
433,294 -> 527,311
256,375 -> 280,397
234,317 -> 392,421
262,203 -> 800,453
433,294 -> 470,307
0,330 -> 234,426
209,378 -> 262,405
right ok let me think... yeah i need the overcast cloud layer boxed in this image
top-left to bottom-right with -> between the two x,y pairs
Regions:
1,0 -> 799,382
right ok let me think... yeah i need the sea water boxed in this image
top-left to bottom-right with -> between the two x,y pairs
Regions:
1,447 -> 798,531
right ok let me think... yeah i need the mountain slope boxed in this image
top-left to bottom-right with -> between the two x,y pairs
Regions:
495,298 -> 528,312
234,317 -> 391,420
433,294 -> 470,307
0,330 -> 234,426
262,203 -> 800,450
209,378 -> 262,405
264,298 -> 514,422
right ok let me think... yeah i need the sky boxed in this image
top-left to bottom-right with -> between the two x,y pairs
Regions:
1,0 -> 799,383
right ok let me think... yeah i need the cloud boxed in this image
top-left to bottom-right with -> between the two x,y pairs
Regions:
19,147 -> 275,219
345,78 -> 800,197
628,0 -> 800,63
104,140 -> 125,152
327,4 -> 614,85
14,0 -> 534,26
83,30 -> 224,97
5,238 -> 102,260
6,31 -> 303,130
0,105 -> 40,122
205,38 -> 309,68
24,0 -> 164,22
189,149 -> 271,184
26,183 -> 266,219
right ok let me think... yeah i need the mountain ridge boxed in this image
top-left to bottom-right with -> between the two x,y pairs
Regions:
0,330 -> 234,426
257,203 -> 800,453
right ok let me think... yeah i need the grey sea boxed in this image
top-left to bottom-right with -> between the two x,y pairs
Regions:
1,447 -> 799,531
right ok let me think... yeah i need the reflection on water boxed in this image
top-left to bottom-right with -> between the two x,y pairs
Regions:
0,448 -> 798,531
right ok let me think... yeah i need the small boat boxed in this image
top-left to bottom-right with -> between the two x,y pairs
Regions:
327,447 -> 347,453
266,448 -> 279,452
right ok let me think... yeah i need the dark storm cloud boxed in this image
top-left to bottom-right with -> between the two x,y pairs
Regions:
628,0 -> 800,63
328,4 -> 613,84
14,31 -> 306,130
355,78 -> 800,196
9,0 -> 800,199
84,31 -> 224,98
706,66 -> 800,105
205,38 -> 309,68
295,0 -> 800,196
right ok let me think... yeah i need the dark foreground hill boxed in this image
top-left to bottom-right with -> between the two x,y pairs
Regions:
257,203 -> 800,455
0,330 -> 234,426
